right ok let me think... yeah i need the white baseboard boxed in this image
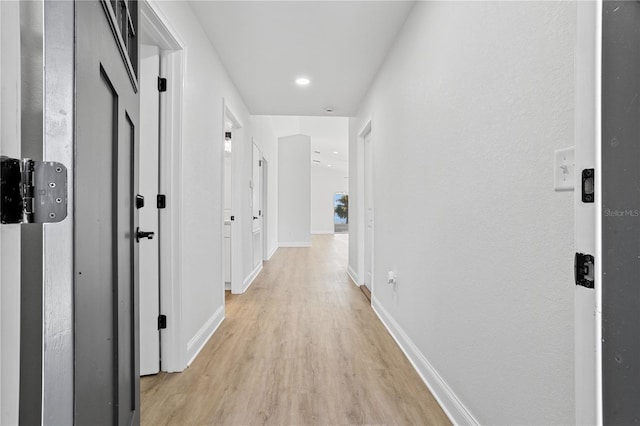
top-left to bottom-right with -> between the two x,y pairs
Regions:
224,282 -> 231,291
311,230 -> 333,235
266,246 -> 278,260
278,242 -> 311,248
347,265 -> 359,286
242,263 -> 263,293
186,305 -> 224,366
371,296 -> 478,426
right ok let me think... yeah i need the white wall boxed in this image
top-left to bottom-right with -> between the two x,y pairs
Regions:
350,2 -> 576,424
311,165 -> 348,234
278,134 -> 311,246
152,1 -> 254,364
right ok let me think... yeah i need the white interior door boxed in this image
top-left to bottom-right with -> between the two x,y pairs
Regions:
262,158 -> 269,261
252,143 -> 263,269
364,132 -> 373,291
223,124 -> 232,287
139,44 -> 161,376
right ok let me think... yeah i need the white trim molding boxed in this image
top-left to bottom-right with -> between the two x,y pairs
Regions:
347,265 -> 359,286
141,0 -> 187,374
240,263 -> 263,294
266,246 -> 278,261
371,296 -> 479,426
186,305 -> 224,366
279,242 -> 312,248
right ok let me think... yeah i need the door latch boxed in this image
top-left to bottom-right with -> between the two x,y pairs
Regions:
575,252 -> 594,289
582,169 -> 594,203
1,156 -> 68,224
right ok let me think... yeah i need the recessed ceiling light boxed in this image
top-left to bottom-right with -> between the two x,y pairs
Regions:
327,164 -> 333,168
333,151 -> 339,155
295,77 -> 310,86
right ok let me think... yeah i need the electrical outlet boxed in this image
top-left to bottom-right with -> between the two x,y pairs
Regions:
387,271 -> 397,287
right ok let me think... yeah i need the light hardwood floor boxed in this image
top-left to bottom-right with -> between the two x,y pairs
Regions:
141,234 -> 450,425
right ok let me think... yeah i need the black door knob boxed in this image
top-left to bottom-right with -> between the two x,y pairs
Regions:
136,227 -> 155,242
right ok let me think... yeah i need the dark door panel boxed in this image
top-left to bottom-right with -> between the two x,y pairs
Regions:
75,1 -> 140,424
602,2 -> 640,424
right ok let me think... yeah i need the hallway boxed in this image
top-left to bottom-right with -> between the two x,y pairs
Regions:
140,235 -> 450,425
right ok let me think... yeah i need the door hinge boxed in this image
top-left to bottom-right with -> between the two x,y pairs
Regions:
157,194 -> 166,209
1,156 -> 68,224
225,131 -> 232,141
158,77 -> 167,93
158,315 -> 167,330
575,252 -> 594,289
582,169 -> 594,203
259,210 -> 261,216
259,160 -> 262,167
230,215 -> 235,221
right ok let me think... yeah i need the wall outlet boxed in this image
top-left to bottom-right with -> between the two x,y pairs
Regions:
554,147 -> 575,191
387,271 -> 397,286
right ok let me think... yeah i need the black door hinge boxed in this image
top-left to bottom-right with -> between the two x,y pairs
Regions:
230,215 -> 235,221
1,156 -> 68,224
225,131 -> 232,141
158,315 -> 167,330
259,160 -> 262,167
582,169 -> 594,203
136,194 -> 144,209
158,77 -> 167,93
575,252 -> 594,289
157,194 -> 166,209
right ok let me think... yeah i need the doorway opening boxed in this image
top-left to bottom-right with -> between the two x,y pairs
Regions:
357,120 -> 373,302
334,192 -> 349,233
139,0 -> 185,375
223,104 -> 244,295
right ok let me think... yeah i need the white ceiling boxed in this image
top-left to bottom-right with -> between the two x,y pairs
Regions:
269,116 -> 349,174
189,1 -> 415,117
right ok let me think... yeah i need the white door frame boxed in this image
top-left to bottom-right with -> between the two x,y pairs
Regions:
575,1 -> 601,424
262,157 -> 269,261
0,2 -> 22,423
251,140 -> 263,269
357,120 -> 373,290
140,0 -> 186,372
223,102 -> 244,295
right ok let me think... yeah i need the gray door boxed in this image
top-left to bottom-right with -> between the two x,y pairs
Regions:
602,2 -> 640,424
75,1 -> 140,424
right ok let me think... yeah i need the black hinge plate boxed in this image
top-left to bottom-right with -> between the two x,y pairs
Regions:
158,77 -> 167,93
158,315 -> 167,330
157,194 -> 166,209
259,160 -> 262,167
1,157 -> 23,224
582,169 -> 594,203
136,194 -> 144,209
1,156 -> 67,224
575,252 -> 594,289
230,215 -> 234,221
225,131 -> 232,140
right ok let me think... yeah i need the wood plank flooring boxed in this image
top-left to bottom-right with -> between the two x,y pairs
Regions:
141,234 -> 450,425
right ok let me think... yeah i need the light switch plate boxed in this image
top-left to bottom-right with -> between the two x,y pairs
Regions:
554,147 -> 575,191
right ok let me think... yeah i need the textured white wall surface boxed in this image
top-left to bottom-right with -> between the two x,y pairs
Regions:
350,2 -> 576,424
278,135 -> 311,245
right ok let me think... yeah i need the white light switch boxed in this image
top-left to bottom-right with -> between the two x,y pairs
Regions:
554,147 -> 575,192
